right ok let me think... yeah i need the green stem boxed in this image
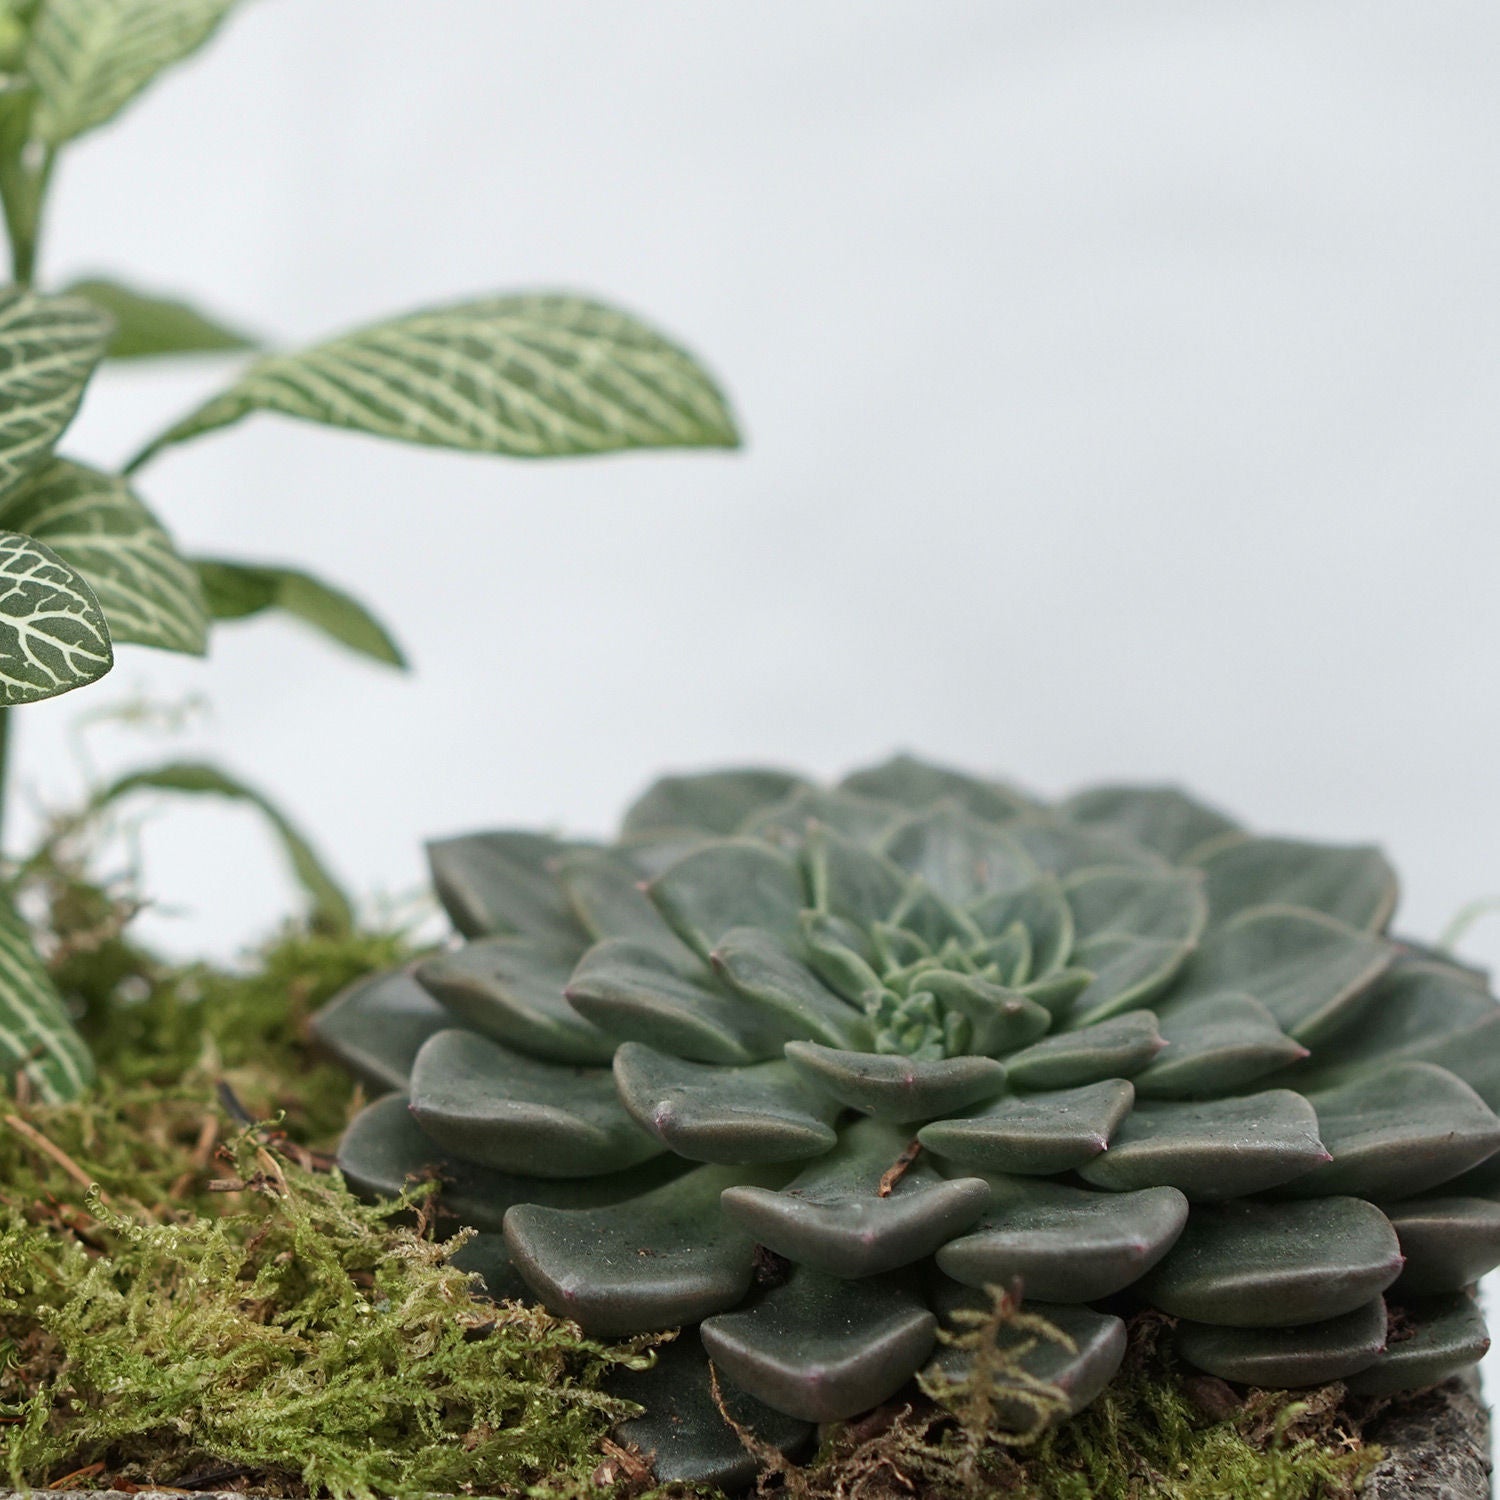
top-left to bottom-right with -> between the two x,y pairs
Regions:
0,136 -> 51,284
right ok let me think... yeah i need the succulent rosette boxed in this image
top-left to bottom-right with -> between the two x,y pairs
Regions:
315,757 -> 1500,1489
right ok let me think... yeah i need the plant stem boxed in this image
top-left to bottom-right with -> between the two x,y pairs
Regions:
0,131 -> 51,284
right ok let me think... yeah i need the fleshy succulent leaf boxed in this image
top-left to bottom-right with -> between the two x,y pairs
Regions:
1385,1197 -> 1500,1296
623,768 -> 809,838
934,1174 -> 1188,1302
613,1043 -> 841,1163
565,938 -> 782,1065
1140,1197 -> 1403,1327
647,838 -> 806,957
784,1040 -> 1006,1124
926,1282 -> 1128,1423
407,1028 -> 662,1177
1002,1010 -> 1165,1091
919,972 -> 1051,1057
1168,905 -> 1392,1046
1190,834 -> 1398,932
1133,992 -> 1308,1099
708,927 -> 871,1049
308,968 -> 449,1093
609,1336 -> 813,1489
804,823 -> 908,927
968,876 -> 1074,976
918,1079 -> 1135,1176
1344,1294 -> 1492,1397
718,1117 -> 990,1277
881,803 -> 1035,905
425,831 -> 589,944
1077,1090 -> 1328,1199
550,847 -> 699,962
504,1162 -> 785,1336
336,1093 -> 681,1233
1285,1062 -> 1500,1201
1176,1298 -> 1388,1387
840,753 -> 1033,823
1061,785 -> 1240,863
699,1266 -> 938,1423
416,936 -> 618,1065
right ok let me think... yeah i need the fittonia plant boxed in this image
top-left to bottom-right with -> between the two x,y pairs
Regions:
0,1 -> 736,1101
317,756 -> 1500,1489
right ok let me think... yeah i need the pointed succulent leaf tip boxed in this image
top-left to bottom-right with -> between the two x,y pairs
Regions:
1345,1294 -> 1492,1396
646,837 -> 805,957
968,876 -> 1074,978
926,1282 -> 1128,1423
564,938 -> 783,1064
1140,1197 -> 1403,1327
1190,833 -> 1399,932
609,1336 -> 813,1490
407,1028 -> 662,1177
935,1174 -> 1188,1302
425,830 -> 590,943
1385,1197 -> 1500,1295
784,1040 -> 1006,1123
1002,1010 -> 1165,1091
708,927 -> 871,1049
1077,1090 -> 1327,1199
549,847 -> 699,964
804,823 -> 908,927
1061,784 -> 1241,863
840,752 -> 1035,824
718,1117 -> 990,1277
919,971 -> 1051,1057
416,936 -> 618,1065
503,1162 -> 786,1336
918,1078 -> 1135,1175
880,802 -> 1036,905
336,1093 -> 682,1232
1298,958 -> 1500,1107
613,1043 -> 841,1163
1168,905 -> 1393,1047
1176,1298 -> 1389,1388
622,767 -> 810,838
1133,992 -> 1307,1098
1286,1062 -> 1500,1201
308,968 -> 448,1094
700,1266 -> 938,1423
1065,867 -> 1207,1023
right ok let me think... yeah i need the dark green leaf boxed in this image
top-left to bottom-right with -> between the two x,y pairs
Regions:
65,277 -> 256,359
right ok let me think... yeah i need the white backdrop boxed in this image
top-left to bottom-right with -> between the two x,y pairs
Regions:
12,0 -> 1500,1436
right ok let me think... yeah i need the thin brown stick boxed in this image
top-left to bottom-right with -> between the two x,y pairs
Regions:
4,1113 -> 105,1199
878,1138 -> 923,1197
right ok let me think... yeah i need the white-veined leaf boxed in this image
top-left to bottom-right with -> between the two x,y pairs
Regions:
0,459 -> 208,654
27,0 -> 239,144
127,294 -> 740,470
91,760 -> 355,935
0,287 -> 112,502
196,557 -> 405,668
65,276 -> 256,360
0,529 -> 112,704
0,890 -> 93,1102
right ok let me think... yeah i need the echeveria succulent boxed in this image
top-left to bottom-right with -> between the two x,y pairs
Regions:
315,756 -> 1500,1489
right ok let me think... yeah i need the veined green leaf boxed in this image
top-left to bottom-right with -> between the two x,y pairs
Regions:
195,557 -> 406,668
0,459 -> 208,654
91,760 -> 354,935
65,276 -> 256,360
0,287 -> 112,502
27,0 -> 239,145
0,529 -> 112,704
126,294 -> 740,470
0,890 -> 93,1101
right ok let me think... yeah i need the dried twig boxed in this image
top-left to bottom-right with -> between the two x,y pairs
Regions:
878,1138 -> 923,1197
4,1113 -> 105,1199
